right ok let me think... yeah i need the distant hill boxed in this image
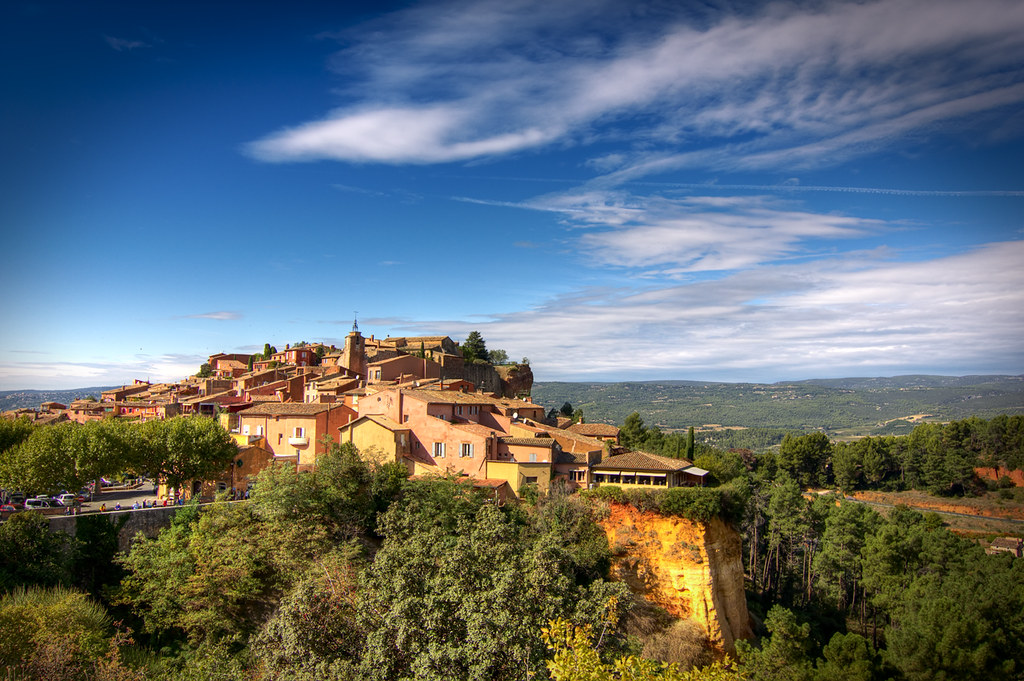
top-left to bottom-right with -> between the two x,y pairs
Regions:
0,386 -> 116,412
531,375 -> 1024,438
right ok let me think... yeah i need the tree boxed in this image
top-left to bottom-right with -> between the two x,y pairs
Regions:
814,632 -> 881,681
737,606 -> 814,681
0,420 -> 135,496
778,433 -> 833,488
461,331 -> 488,363
196,363 -> 213,378
686,426 -> 695,460
543,618 -> 744,681
250,549 -> 363,679
116,501 -> 276,645
358,478 -> 628,680
560,402 -> 574,418
0,585 -> 113,671
262,343 -> 273,359
0,417 -> 34,455
136,416 -> 237,494
488,349 -> 509,365
0,512 -> 74,591
812,501 -> 880,612
620,412 -> 647,450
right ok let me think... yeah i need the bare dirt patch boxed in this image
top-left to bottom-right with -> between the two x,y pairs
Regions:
850,490 -> 1024,521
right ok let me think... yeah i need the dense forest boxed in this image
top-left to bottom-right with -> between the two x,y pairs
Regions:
1,411 -> 1023,679
533,375 -> 1024,438
620,413 -> 1024,496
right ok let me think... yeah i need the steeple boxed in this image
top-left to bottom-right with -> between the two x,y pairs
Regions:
351,312 -> 359,333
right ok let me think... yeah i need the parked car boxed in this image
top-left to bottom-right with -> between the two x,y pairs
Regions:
24,498 -> 55,509
0,504 -> 18,512
57,494 -> 78,506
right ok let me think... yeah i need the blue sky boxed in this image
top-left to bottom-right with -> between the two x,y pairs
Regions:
2,0 -> 1023,390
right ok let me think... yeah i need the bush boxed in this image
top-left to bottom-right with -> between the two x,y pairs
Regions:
580,485 -> 728,523
581,485 -> 625,504
659,487 -> 722,522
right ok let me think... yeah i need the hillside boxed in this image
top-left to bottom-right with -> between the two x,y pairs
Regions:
0,386 -> 114,412
532,375 -> 1024,437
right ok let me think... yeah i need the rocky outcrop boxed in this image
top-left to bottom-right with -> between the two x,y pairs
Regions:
495,363 -> 534,398
599,503 -> 752,655
459,362 -> 534,397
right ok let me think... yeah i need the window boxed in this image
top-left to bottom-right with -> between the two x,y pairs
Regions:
524,476 -> 538,484
294,426 -> 305,438
242,425 -> 250,435
529,453 -> 537,462
460,443 -> 474,458
217,482 -> 227,492
256,425 -> 264,436
433,442 -> 446,458
457,406 -> 464,416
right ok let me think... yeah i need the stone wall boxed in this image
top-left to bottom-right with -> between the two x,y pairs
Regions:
49,504 -> 226,552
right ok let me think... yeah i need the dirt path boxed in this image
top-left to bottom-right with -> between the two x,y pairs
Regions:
845,489 -> 1024,537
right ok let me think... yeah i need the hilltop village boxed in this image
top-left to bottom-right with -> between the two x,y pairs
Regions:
4,323 -> 708,501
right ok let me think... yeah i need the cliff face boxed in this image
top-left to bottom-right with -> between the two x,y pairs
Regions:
495,363 -> 533,398
599,503 -> 752,655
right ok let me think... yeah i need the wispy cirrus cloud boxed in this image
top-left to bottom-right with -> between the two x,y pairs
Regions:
103,35 -> 149,52
178,311 -> 242,321
247,0 -> 1024,171
0,353 -> 206,391
499,190 -> 881,273
413,240 -> 1024,381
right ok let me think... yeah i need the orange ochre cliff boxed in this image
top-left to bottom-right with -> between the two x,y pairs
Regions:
599,503 -> 753,654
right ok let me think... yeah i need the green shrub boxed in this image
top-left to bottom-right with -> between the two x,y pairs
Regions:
581,485 -> 625,504
659,487 -> 722,522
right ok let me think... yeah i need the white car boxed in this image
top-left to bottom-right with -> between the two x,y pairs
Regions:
24,498 -> 55,509
56,493 -> 78,506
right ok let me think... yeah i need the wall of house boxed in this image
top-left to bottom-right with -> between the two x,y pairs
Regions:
343,421 -> 410,465
197,445 -> 276,499
485,460 -> 552,494
405,416 -> 491,477
504,443 -> 555,463
370,355 -> 441,383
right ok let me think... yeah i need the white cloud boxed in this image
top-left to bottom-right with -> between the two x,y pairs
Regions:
248,0 -> 1024,169
103,35 -> 149,52
403,241 -> 1024,381
0,354 -> 206,391
521,191 -> 880,273
180,311 -> 243,321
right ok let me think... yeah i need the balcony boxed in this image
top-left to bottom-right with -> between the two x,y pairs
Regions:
288,436 -> 309,446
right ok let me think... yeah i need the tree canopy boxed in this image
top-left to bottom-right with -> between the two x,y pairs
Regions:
461,331 -> 488,363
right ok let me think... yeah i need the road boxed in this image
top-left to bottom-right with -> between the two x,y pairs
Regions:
81,481 -> 167,512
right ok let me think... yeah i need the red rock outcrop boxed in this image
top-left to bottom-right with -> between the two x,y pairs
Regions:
599,503 -> 752,655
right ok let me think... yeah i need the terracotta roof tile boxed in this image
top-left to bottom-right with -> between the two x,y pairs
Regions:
591,450 -> 694,472
240,403 -> 338,417
567,422 -> 620,437
498,436 -> 555,448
